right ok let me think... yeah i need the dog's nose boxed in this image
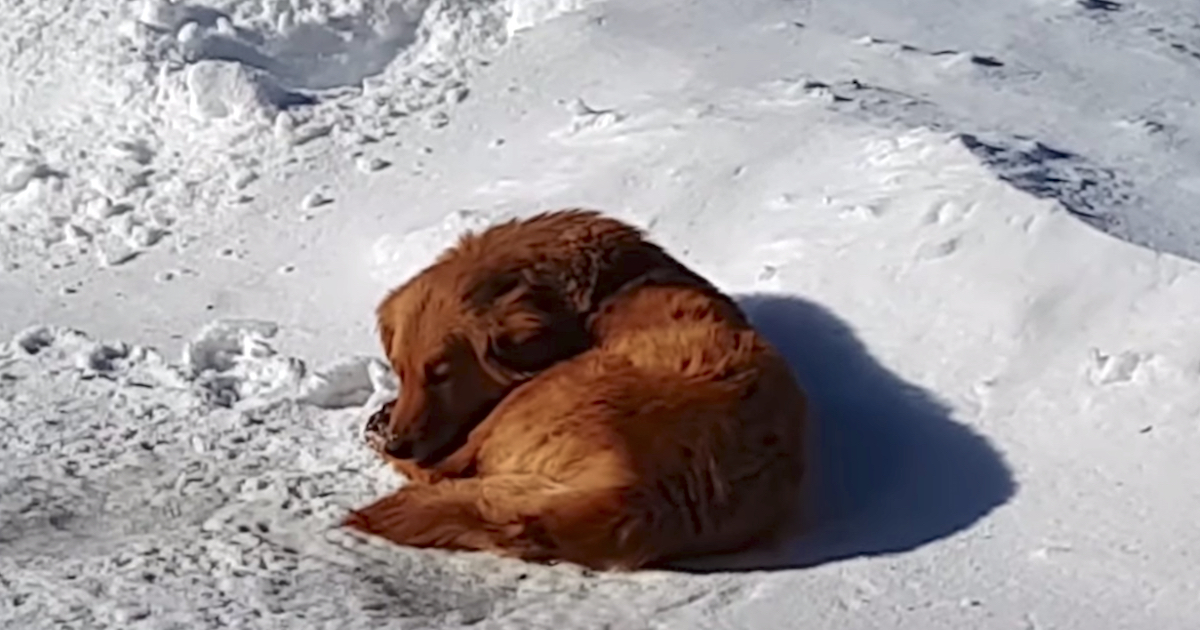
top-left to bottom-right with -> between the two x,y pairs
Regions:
384,438 -> 414,459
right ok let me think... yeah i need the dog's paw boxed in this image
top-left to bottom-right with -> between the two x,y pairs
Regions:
341,493 -> 409,539
342,509 -> 373,532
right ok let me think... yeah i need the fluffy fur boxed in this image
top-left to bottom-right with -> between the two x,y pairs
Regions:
346,209 -> 809,570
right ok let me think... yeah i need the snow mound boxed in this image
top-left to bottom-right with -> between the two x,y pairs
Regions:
11,325 -> 188,387
748,76 -> 1135,238
506,0 -> 599,35
182,60 -> 314,122
140,0 -> 487,137
957,133 -> 1132,228
183,319 -> 304,407
138,0 -> 421,92
6,322 -> 395,413
0,0 -> 595,276
182,318 -> 393,410
136,0 -> 587,103
296,354 -> 398,410
1,159 -> 62,195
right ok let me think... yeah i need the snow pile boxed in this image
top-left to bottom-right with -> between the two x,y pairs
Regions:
0,0 -> 591,275
138,0 -> 420,91
505,0 -> 598,35
134,0 -> 572,134
174,318 -> 391,410
8,321 -> 393,413
136,0 -> 513,173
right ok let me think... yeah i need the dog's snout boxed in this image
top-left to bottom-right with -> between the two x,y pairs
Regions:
384,438 -> 415,459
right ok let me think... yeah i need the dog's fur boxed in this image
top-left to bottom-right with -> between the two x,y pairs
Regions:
346,209 -> 808,569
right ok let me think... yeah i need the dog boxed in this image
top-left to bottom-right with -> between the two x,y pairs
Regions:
345,209 -> 809,569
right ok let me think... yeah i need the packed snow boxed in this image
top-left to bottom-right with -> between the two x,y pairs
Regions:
3,0 -> 1200,628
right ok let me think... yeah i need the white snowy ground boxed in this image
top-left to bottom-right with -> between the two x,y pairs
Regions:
3,0 -> 1200,628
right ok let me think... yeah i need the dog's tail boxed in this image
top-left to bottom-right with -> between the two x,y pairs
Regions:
343,475 -> 658,570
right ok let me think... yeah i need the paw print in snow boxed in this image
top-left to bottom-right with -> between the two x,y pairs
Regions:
1087,348 -> 1148,385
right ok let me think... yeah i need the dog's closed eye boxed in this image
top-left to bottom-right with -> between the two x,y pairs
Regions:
426,360 -> 452,385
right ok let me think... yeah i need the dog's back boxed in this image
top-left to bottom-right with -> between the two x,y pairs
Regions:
374,208 -> 724,376
522,285 -> 808,566
436,208 -> 725,315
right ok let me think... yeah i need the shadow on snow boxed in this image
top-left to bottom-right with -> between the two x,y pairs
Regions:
666,293 -> 1016,572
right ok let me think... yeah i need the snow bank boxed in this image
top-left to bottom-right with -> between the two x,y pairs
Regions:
505,0 -> 598,35
0,0 -> 591,277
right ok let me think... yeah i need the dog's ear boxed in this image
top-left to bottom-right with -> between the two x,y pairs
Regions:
378,319 -> 396,356
376,287 -> 407,359
467,271 -> 590,377
466,271 -> 525,310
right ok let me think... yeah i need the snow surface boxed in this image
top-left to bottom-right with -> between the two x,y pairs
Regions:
3,0 -> 1200,628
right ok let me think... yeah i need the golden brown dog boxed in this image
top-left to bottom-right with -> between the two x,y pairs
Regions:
345,209 -> 808,569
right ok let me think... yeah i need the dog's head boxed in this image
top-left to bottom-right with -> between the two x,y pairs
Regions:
375,266 -> 590,465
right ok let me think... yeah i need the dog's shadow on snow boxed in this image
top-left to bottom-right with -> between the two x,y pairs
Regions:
666,293 -> 1016,573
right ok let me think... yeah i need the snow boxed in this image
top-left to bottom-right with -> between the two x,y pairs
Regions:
3,0 -> 1200,628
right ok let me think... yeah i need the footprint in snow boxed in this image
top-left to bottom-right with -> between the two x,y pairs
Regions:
1078,0 -> 1123,13
852,35 -> 1037,82
913,236 -> 961,262
1147,25 -> 1200,63
550,97 -> 627,142
1087,348 -> 1149,385
922,199 -> 977,226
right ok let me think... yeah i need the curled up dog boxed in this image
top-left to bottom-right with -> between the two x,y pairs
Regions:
344,209 -> 810,570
